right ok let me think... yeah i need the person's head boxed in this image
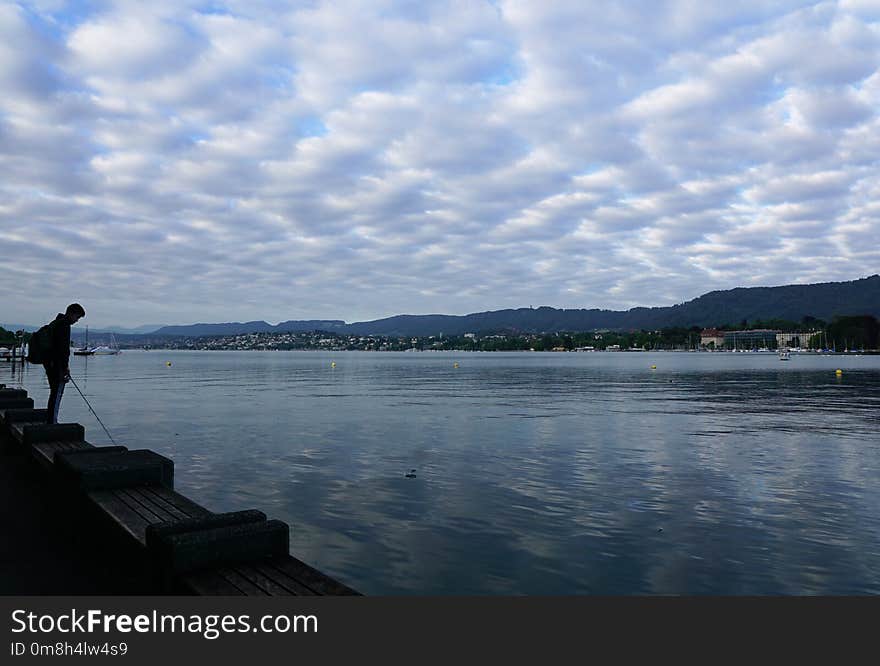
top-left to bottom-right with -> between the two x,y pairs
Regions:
65,303 -> 85,324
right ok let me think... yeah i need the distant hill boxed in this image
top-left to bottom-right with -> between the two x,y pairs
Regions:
635,274 -> 880,329
144,275 -> 880,337
154,320 -> 347,336
647,275 -> 880,328
89,324 -> 169,334
344,275 -> 880,335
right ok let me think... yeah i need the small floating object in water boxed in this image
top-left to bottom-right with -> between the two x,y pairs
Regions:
657,528 -> 663,533
651,365 -> 656,369
453,362 -> 459,368
405,469 -> 417,478
331,361 -> 336,368
835,369 -> 843,375
166,361 -> 172,366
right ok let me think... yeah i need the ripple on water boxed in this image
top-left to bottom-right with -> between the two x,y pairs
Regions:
6,350 -> 880,594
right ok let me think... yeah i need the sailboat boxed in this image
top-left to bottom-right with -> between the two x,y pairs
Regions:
91,333 -> 121,355
73,326 -> 95,356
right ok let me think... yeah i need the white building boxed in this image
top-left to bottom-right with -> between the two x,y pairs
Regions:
700,328 -> 725,348
776,331 -> 820,348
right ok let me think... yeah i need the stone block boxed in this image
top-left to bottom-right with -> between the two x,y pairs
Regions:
0,388 -> 27,400
55,446 -> 128,459
0,408 -> 48,425
54,448 -> 174,490
145,510 -> 267,544
148,515 -> 289,575
0,398 -> 34,410
23,423 -> 85,446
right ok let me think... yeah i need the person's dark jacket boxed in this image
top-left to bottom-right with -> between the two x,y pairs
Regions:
46,313 -> 71,374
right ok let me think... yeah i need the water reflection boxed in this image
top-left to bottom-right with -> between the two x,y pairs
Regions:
6,351 -> 880,594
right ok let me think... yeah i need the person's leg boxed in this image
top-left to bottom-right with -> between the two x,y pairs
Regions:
45,364 -> 60,424
52,377 -> 65,424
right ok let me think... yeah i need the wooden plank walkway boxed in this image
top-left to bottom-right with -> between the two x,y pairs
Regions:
183,556 -> 359,596
88,485 -> 211,545
31,439 -> 94,470
0,391 -> 359,596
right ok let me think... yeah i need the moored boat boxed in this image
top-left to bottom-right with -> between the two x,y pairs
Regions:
73,325 -> 95,355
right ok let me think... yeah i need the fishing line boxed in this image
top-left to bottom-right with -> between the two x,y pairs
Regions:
68,375 -> 119,446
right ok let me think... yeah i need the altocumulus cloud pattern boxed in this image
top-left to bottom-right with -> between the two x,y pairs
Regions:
1,1 -> 879,327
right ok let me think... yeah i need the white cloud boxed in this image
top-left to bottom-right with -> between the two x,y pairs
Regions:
1,0 -> 879,327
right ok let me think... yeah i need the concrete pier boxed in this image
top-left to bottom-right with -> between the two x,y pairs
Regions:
0,383 -> 359,595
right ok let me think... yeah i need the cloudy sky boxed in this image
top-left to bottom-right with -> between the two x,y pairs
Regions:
2,1 -> 879,328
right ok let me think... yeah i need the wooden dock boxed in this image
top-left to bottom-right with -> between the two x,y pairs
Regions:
0,383 -> 359,595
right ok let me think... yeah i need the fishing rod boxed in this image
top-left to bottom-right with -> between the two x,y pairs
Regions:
68,375 -> 119,446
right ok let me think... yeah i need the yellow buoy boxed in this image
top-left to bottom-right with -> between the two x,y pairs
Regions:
835,369 -> 843,375
331,361 -> 336,368
166,361 -> 172,367
454,362 -> 459,368
651,365 -> 656,369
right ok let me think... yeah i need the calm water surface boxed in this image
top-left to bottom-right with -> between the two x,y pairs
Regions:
6,350 -> 880,594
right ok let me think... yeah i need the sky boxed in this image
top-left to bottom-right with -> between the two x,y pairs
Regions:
2,1 -> 879,328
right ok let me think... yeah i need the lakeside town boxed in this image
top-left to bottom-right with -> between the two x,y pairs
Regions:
135,325 -> 873,353
3,314 -> 878,358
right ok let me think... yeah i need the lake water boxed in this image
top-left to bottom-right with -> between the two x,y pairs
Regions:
5,350 -> 880,595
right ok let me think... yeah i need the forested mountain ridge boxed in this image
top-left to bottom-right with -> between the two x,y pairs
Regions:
151,275 -> 880,337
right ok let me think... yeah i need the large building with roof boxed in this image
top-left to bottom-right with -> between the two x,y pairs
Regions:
700,328 -> 726,348
776,331 -> 821,348
723,329 -> 778,349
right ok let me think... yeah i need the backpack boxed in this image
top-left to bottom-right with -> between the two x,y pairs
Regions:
26,323 -> 55,364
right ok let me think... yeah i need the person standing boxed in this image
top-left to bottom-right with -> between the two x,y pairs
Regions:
43,303 -> 85,424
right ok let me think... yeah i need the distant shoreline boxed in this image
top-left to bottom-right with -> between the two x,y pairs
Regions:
104,348 -> 880,355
